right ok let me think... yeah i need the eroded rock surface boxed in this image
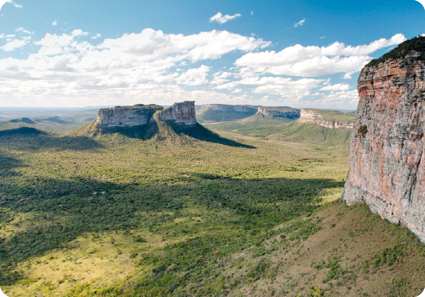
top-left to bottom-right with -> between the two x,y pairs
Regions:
256,107 -> 300,119
96,101 -> 197,128
341,38 -> 425,242
299,109 -> 354,129
152,101 -> 196,125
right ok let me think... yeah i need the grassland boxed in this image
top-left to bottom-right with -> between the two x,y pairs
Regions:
0,115 -> 424,296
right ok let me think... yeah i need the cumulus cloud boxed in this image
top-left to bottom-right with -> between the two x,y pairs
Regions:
0,0 -> 22,10
91,33 -> 101,39
210,12 -> 241,24
1,36 -> 30,51
16,27 -> 34,34
294,19 -> 306,27
52,20 -> 58,26
0,28 -> 270,106
320,83 -> 351,91
235,33 -> 406,77
0,33 -> 15,39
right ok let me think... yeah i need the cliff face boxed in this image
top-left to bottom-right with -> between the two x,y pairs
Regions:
341,39 -> 425,242
96,101 -> 196,128
152,101 -> 196,125
96,105 -> 163,128
256,107 -> 300,119
299,109 -> 354,129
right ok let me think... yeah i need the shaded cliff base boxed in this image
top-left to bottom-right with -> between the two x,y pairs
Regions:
74,120 -> 255,148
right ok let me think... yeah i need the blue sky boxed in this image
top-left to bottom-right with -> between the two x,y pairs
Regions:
0,0 -> 422,109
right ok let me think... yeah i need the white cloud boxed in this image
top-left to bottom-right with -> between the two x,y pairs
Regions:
320,83 -> 350,91
91,33 -> 101,39
210,12 -> 241,24
0,0 -> 22,10
0,28 -> 270,106
1,36 -> 30,51
177,65 -> 210,85
235,33 -> 406,77
251,11 -> 254,15
210,71 -> 233,84
52,20 -> 58,26
321,36 -> 326,39
16,27 -> 34,34
0,33 -> 15,39
294,19 -> 306,27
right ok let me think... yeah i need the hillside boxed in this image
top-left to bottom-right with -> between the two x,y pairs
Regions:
0,115 -> 424,296
205,113 -> 352,146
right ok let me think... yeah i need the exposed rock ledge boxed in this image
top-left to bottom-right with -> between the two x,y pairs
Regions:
256,107 -> 300,119
201,104 -> 257,113
96,101 -> 196,128
341,37 -> 425,242
299,109 -> 354,129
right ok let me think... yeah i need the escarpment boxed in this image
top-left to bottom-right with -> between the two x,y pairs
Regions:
299,109 -> 354,129
256,107 -> 300,119
341,36 -> 425,242
96,101 -> 196,128
201,104 -> 258,113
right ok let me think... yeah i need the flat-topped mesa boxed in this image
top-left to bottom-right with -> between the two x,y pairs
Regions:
151,101 -> 196,126
202,104 -> 257,113
257,107 -> 300,119
96,104 -> 163,128
341,36 -> 425,242
299,109 -> 354,129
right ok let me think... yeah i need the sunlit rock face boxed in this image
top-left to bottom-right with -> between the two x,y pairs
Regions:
152,101 -> 197,125
341,40 -> 425,242
96,101 -> 197,128
256,107 -> 300,119
299,109 -> 354,129
96,105 -> 163,128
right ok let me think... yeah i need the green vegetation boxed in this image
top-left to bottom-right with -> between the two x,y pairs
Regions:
0,111 -> 424,296
366,36 -> 425,67
196,106 -> 257,123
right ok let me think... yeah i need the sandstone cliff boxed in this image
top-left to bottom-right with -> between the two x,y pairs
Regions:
96,101 -> 196,128
151,101 -> 196,125
96,104 -> 163,128
298,109 -> 354,129
256,107 -> 300,119
341,36 -> 425,242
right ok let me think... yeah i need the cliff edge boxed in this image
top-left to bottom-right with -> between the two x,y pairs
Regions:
299,109 -> 354,129
341,36 -> 425,242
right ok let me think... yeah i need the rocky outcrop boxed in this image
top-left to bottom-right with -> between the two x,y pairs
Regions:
151,101 -> 196,125
202,104 -> 257,113
341,37 -> 425,242
96,104 -> 163,128
299,109 -> 354,129
256,107 -> 300,119
96,101 -> 197,128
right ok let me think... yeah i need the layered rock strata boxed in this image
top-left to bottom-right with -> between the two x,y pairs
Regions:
341,40 -> 425,242
152,101 -> 196,125
96,104 -> 163,128
96,101 -> 197,128
256,107 -> 300,119
299,109 -> 354,129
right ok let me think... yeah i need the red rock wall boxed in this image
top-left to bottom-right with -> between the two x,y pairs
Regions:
96,108 -> 159,128
341,57 -> 425,242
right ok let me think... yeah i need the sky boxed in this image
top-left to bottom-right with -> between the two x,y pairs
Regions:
0,0 -> 423,109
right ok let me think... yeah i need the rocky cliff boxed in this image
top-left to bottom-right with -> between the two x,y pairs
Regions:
96,101 -> 196,128
256,107 -> 300,119
299,109 -> 354,129
152,101 -> 196,125
96,104 -> 163,128
341,36 -> 425,242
